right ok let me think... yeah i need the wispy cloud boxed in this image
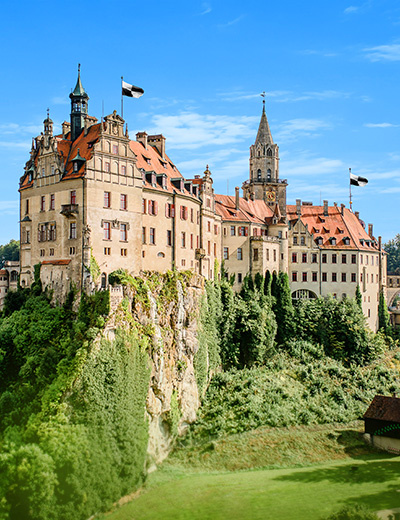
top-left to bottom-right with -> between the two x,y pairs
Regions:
275,119 -> 332,141
344,6 -> 359,14
52,96 -> 69,105
219,89 -> 350,103
0,201 -> 19,215
149,112 -> 258,150
298,49 -> 338,57
364,43 -> 400,61
0,123 -> 42,135
0,141 -> 32,149
200,2 -> 212,15
281,155 -> 344,178
364,122 -> 399,128
218,15 -> 244,28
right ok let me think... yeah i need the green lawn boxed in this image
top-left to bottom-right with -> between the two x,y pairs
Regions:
98,425 -> 400,520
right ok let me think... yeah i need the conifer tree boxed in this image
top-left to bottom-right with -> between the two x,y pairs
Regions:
254,272 -> 264,293
378,289 -> 391,334
272,272 -> 296,346
355,284 -> 363,310
264,270 -> 272,299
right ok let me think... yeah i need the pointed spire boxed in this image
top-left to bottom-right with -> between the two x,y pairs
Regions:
72,63 -> 86,96
255,92 -> 273,145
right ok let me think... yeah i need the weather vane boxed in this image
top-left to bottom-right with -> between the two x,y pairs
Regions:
261,91 -> 266,109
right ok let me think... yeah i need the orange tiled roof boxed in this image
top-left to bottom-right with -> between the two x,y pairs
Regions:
287,204 -> 379,251
215,195 -> 274,224
130,140 -> 197,199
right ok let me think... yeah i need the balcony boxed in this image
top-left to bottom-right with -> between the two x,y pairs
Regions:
60,204 -> 79,217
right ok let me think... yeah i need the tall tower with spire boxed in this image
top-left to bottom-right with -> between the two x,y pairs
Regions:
243,94 -> 287,219
69,64 -> 89,141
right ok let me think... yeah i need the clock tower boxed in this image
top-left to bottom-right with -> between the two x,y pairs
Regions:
243,95 -> 287,220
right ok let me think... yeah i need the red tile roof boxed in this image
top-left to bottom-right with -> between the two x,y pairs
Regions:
215,194 -> 274,224
287,204 -> 379,251
363,395 -> 400,423
41,260 -> 71,266
130,140 -> 197,199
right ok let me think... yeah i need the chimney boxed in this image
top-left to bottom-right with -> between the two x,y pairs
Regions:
355,211 -> 359,220
235,187 -> 240,210
333,202 -> 337,207
62,121 -> 71,139
296,199 -> 301,216
378,236 -> 382,250
136,132 -> 148,149
368,224 -> 373,238
323,200 -> 328,216
148,134 -> 166,159
340,203 -> 345,215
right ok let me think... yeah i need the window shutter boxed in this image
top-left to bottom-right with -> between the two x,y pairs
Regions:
165,203 -> 169,218
245,227 -> 248,236
171,204 -> 175,218
143,199 -> 147,214
154,201 -> 158,215
184,207 -> 188,220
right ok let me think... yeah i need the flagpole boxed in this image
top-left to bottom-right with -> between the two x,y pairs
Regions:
349,167 -> 352,211
121,76 -> 124,119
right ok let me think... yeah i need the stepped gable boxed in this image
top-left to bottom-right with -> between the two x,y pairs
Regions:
215,194 -> 274,224
363,395 -> 400,422
130,140 -> 196,199
287,204 -> 379,251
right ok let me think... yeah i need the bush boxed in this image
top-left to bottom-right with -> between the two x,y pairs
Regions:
321,504 -> 379,520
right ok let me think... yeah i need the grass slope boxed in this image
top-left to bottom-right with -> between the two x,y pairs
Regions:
98,424 -> 400,520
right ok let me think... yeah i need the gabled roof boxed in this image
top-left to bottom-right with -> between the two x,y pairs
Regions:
215,194 -> 274,224
363,395 -> 400,423
287,204 -> 379,252
57,123 -> 101,179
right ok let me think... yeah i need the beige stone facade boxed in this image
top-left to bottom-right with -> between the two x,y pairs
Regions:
18,70 -> 385,330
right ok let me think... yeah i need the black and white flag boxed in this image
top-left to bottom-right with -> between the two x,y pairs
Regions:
350,173 -> 368,187
122,81 -> 144,98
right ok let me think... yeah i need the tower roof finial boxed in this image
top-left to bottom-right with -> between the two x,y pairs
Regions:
261,91 -> 266,113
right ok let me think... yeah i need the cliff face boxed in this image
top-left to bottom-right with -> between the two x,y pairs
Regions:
108,271 -> 205,466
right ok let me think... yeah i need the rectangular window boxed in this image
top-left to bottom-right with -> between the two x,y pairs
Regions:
208,241 -> 211,255
112,144 -> 118,154
149,228 -> 155,245
165,203 -> 175,218
237,248 -> 243,260
360,254 -> 363,264
70,222 -> 77,240
273,249 -> 276,262
69,246 -> 75,255
121,165 -> 126,175
293,236 -> 297,245
120,223 -> 127,241
322,253 -> 327,263
39,224 -> 46,242
142,227 -> 146,244
181,232 -> 186,248
351,254 -> 356,264
332,254 -> 337,264
302,253 -> 307,263
105,162 -> 110,172
292,272 -> 298,282
371,256 -> 374,266
312,272 -> 317,282
49,248 -> 54,256
266,249 -> 270,261
238,226 -> 248,236
207,221 -> 211,232
302,272 -> 307,282
167,230 -> 172,246
332,272 -> 337,282
70,190 -> 76,205
342,273 -> 346,282
120,194 -> 127,210
230,226 -> 236,236
40,195 -> 45,211
322,272 -> 327,282
223,247 -> 229,260
351,273 -> 356,283
103,222 -> 111,240
312,253 -> 317,264
342,254 -> 347,264
104,247 -> 111,255
148,200 -> 158,215
142,199 -> 147,214
214,225 -> 218,235
190,208 -> 194,223
180,206 -> 188,220
190,234 -> 194,249
104,192 -> 111,208
26,230 -> 30,244
238,273 -> 243,283
50,194 -> 55,210
25,199 -> 29,214
121,248 -> 127,256
300,236 -> 305,246
292,253 -> 297,263
49,224 -> 56,241
254,248 -> 259,261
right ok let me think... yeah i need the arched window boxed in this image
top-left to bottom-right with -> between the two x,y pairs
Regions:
11,271 -> 18,282
267,169 -> 271,182
267,148 -> 272,157
257,169 -> 262,180
101,273 -> 107,289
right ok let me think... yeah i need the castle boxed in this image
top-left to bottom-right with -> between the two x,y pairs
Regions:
18,70 -> 386,330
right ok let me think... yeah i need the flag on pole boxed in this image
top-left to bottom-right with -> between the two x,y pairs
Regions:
350,172 -> 368,187
122,81 -> 144,98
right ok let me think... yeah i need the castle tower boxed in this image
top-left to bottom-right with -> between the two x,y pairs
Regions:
69,64 -> 89,141
243,95 -> 287,219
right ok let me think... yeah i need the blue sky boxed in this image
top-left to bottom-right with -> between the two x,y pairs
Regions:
1,0 -> 399,244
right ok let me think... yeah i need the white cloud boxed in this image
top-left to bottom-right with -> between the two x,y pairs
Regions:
200,2 -> 212,15
281,156 -> 344,178
275,119 -> 332,141
148,112 -> 258,150
219,89 -> 350,103
218,15 -> 244,28
298,49 -> 338,57
344,6 -> 359,14
364,122 -> 398,128
0,123 -> 42,135
0,201 -> 19,215
364,43 -> 400,62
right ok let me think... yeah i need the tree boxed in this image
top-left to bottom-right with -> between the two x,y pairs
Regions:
355,284 -> 363,309
384,234 -> 400,274
272,272 -> 296,346
0,239 -> 19,263
378,289 -> 391,334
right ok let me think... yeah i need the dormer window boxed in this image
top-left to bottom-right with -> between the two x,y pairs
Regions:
74,163 -> 78,172
330,237 -> 337,245
316,236 -> 323,245
343,237 -> 350,245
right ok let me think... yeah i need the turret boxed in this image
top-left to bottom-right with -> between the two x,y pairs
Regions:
69,64 -> 89,141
